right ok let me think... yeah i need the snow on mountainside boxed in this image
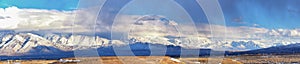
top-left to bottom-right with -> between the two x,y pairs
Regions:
0,15 -> 273,55
123,15 -> 264,50
127,15 -> 214,49
0,32 -> 125,55
0,15 -> 253,55
0,32 -> 264,55
0,33 -> 55,54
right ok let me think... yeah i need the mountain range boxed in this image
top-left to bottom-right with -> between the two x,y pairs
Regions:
1,31 -> 300,60
0,15 -> 262,56
1,15 -> 299,60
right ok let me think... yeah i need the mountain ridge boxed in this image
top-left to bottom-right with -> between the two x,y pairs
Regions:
1,32 -> 300,60
0,15 -> 280,56
236,43 -> 300,55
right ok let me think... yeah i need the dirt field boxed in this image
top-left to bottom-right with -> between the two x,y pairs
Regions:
0,56 -> 243,64
227,55 -> 300,64
3,55 -> 300,64
178,58 -> 242,64
0,60 -> 57,64
14,55 -> 300,64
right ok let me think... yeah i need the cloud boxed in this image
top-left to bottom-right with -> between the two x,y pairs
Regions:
0,6 -> 109,33
0,7 -> 72,30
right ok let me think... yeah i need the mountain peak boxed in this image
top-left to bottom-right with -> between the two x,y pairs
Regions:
134,15 -> 177,26
137,15 -> 169,22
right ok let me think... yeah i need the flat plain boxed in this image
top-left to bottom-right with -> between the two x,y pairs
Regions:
2,55 -> 300,64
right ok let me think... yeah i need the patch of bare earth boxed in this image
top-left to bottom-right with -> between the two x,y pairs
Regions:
178,58 -> 243,64
53,56 -> 179,64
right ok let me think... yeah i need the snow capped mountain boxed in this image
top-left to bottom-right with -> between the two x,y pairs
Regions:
126,15 -> 265,50
127,15 -> 214,49
0,33 -> 55,54
0,32 -> 265,56
0,32 -> 125,55
230,41 -> 261,50
0,15 -> 252,55
0,15 -> 285,56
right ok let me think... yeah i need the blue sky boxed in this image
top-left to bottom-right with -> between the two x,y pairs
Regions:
0,0 -> 79,10
1,0 -> 300,29
219,0 -> 300,29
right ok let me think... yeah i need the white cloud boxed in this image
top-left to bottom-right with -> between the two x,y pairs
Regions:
0,6 -> 108,33
0,7 -> 72,30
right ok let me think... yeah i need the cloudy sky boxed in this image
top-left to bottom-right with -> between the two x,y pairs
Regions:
1,0 -> 300,49
1,0 -> 300,29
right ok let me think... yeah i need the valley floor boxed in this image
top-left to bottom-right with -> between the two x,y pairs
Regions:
1,55 -> 300,64
228,54 -> 300,64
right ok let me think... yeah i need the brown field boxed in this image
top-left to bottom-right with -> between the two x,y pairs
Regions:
0,60 -> 57,64
178,58 -> 242,64
57,56 -> 179,64
3,55 -> 300,64
227,55 -> 300,64
0,56 -> 242,64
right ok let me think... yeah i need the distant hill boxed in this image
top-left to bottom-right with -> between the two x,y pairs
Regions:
0,42 -> 216,60
233,43 -> 300,55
